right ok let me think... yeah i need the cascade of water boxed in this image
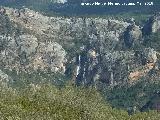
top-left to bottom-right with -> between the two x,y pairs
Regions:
76,55 -> 81,78
110,71 -> 114,85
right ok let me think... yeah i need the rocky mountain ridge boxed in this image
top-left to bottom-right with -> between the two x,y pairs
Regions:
0,6 -> 160,88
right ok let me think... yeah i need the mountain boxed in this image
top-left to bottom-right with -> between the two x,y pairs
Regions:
0,6 -> 160,114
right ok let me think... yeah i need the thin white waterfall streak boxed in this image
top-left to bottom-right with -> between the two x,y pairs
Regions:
76,55 -> 81,77
110,72 -> 114,85
83,67 -> 85,78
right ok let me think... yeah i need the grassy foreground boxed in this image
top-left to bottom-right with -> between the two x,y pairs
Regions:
0,81 -> 160,120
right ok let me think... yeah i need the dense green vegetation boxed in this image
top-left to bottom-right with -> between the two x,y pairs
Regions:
0,80 -> 160,120
103,79 -> 160,112
1,68 -> 68,90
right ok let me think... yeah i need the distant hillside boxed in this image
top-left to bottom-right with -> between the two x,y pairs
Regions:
0,0 -> 160,16
50,0 -> 160,15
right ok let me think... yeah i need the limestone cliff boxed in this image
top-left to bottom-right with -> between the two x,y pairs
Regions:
0,6 -> 160,88
143,13 -> 160,35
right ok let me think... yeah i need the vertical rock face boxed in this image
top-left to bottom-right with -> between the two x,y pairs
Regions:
143,14 -> 160,35
73,18 -> 144,86
124,24 -> 142,48
73,22 -> 158,86
0,7 -> 160,87
75,45 -> 158,86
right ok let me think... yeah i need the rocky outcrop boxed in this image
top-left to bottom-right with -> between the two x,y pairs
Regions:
33,41 -> 66,73
124,24 -> 142,48
143,14 -> 160,35
0,7 -> 160,87
75,45 -> 158,86
3,7 -> 130,44
0,7 -> 6,15
0,34 -> 66,74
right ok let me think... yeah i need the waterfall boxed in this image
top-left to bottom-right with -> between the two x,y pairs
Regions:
110,71 -> 114,85
76,66 -> 80,77
76,55 -> 81,78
